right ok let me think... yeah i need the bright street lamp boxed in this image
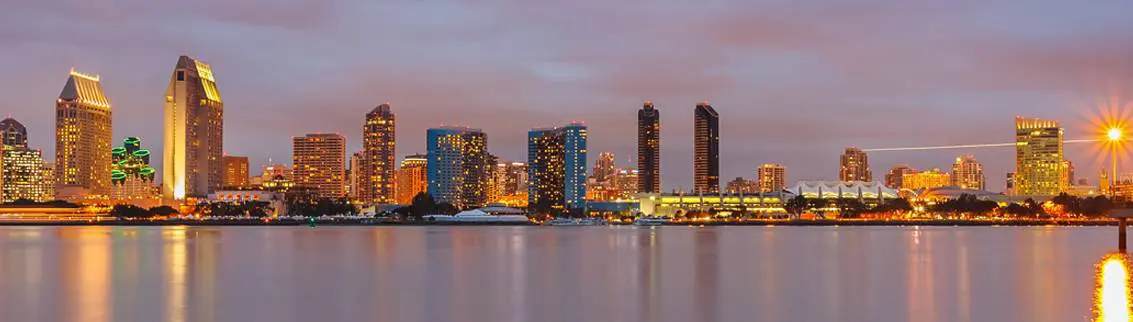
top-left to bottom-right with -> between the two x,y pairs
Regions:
1110,127 -> 1124,142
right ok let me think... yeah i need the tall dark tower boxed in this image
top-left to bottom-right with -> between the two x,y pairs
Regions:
693,102 -> 719,194
637,101 -> 661,193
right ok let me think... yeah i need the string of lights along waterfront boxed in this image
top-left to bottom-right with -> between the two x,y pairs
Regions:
0,55 -> 1120,217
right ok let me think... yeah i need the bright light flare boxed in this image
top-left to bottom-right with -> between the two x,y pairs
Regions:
1094,253 -> 1132,322
1112,128 -> 1125,142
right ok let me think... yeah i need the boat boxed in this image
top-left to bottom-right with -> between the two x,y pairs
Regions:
633,216 -> 670,226
423,207 -> 530,223
545,217 -> 608,226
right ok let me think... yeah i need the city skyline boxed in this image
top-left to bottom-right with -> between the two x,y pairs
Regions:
3,1 -> 1133,192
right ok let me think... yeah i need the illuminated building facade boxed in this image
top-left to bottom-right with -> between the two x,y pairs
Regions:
902,168 -> 951,190
490,161 -> 528,207
528,123 -> 588,211
725,177 -> 759,194
885,164 -> 916,189
951,155 -> 985,190
0,118 -> 50,202
1014,117 -> 1064,196
637,192 -> 789,216
693,102 -> 720,194
839,147 -> 871,182
395,154 -> 427,205
757,164 -> 787,193
638,101 -> 661,193
426,127 -> 488,209
109,137 -> 159,203
359,103 -> 395,204
292,133 -> 346,198
56,69 -> 113,195
349,152 -> 361,202
223,156 -> 249,188
164,55 -> 224,199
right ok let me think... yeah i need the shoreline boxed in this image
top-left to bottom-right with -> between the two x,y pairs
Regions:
0,218 -> 1121,227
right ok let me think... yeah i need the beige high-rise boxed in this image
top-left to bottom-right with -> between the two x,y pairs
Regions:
293,133 -> 346,198
164,55 -> 224,199
56,69 -> 112,195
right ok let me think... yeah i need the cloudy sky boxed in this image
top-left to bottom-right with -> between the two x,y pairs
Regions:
2,0 -> 1133,191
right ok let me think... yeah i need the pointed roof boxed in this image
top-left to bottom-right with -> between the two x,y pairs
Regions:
59,69 -> 110,108
173,55 -> 222,103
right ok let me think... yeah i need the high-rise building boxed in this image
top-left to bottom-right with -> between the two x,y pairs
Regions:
426,127 -> 488,209
359,103 -> 396,204
2,149 -> 50,202
638,101 -> 661,193
109,137 -> 158,202
693,102 -> 719,194
885,164 -> 916,189
757,164 -> 787,193
489,161 -> 529,207
528,123 -> 588,211
725,177 -> 759,194
292,133 -> 346,198
1101,171 -> 1112,196
1014,117 -> 1064,196
395,154 -> 427,205
163,55 -> 224,199
56,69 -> 113,195
1,118 -> 50,202
1063,160 -> 1074,190
951,155 -> 985,190
348,152 -> 362,202
593,152 -> 616,182
1006,172 -> 1016,195
1,117 -> 28,150
839,147 -> 871,182
902,168 -> 951,190
223,156 -> 249,188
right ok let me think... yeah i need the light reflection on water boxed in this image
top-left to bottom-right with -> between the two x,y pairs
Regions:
0,226 -> 1119,322
1095,252 -> 1132,322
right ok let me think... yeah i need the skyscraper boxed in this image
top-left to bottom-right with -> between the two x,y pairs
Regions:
56,69 -> 112,195
1014,117 -> 1063,196
757,163 -> 787,193
1,117 -> 28,150
349,152 -> 362,202
951,155 -> 985,190
395,154 -> 427,205
593,152 -> 616,182
426,127 -> 488,209
885,164 -> 916,189
693,102 -> 719,194
359,103 -> 396,204
163,55 -> 224,199
1,117 -> 51,202
223,156 -> 249,188
839,147 -> 871,182
638,101 -> 661,193
292,133 -> 346,198
528,122 -> 588,211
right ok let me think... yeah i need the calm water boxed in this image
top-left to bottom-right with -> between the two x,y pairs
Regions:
0,225 -> 1118,322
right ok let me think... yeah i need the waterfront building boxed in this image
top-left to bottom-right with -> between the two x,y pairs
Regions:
108,137 -> 159,205
839,147 -> 871,182
395,154 -> 427,205
1014,117 -> 1064,196
757,164 -> 787,193
56,69 -> 113,195
884,164 -> 916,189
208,190 -> 285,217
788,181 -> 899,203
426,126 -> 489,209
638,101 -> 661,193
358,103 -> 396,204
164,55 -> 224,199
951,155 -> 985,190
693,102 -> 720,194
725,177 -> 759,194
223,156 -> 249,188
528,122 -> 588,211
490,161 -> 528,207
902,168 -> 951,190
292,133 -> 346,198
637,191 -> 791,217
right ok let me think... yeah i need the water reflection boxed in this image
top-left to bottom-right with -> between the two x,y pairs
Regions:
1095,252 -> 1132,322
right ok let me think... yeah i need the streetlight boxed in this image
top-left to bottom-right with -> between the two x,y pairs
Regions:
1109,127 -> 1124,199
